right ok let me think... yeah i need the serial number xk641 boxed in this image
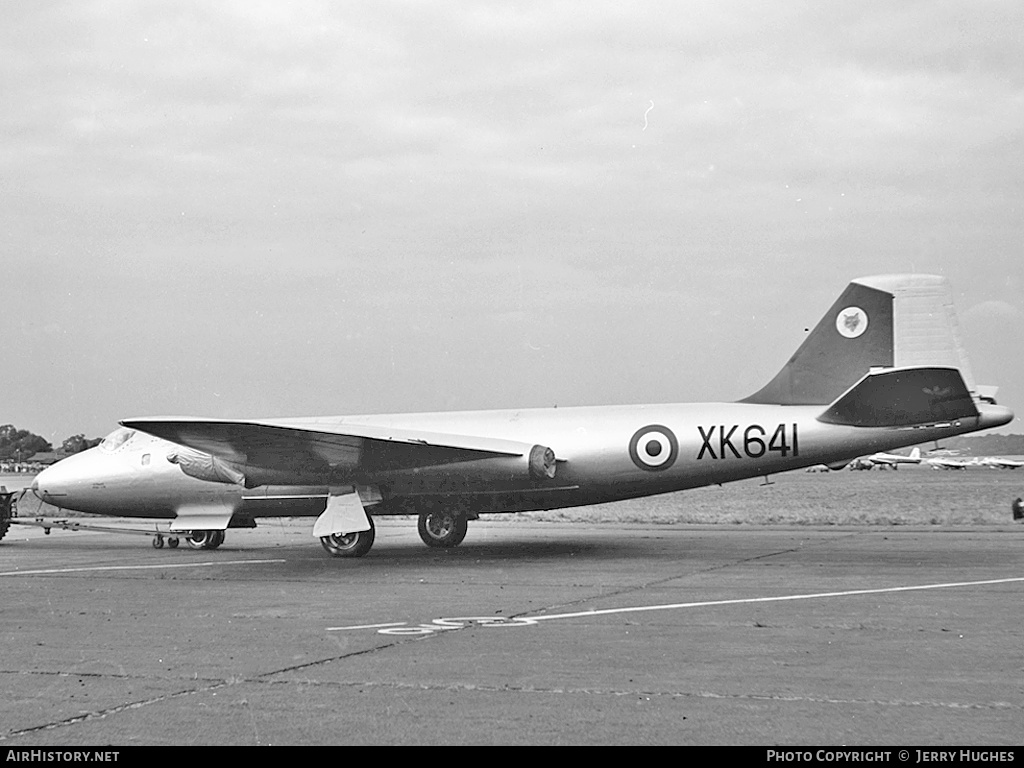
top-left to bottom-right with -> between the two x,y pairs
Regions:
696,423 -> 799,460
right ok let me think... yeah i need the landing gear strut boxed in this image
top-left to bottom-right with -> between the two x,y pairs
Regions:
185,529 -> 225,550
320,516 -> 375,558
417,508 -> 468,548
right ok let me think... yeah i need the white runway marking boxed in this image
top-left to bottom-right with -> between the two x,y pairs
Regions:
0,559 -> 286,576
329,576 -> 1024,635
526,576 -> 1024,622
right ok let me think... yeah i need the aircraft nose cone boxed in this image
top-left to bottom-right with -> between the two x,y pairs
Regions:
29,448 -> 127,515
32,459 -> 82,505
32,464 -> 60,501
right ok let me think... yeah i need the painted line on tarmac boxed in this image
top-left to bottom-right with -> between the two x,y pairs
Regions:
329,575 -> 1024,635
0,559 -> 286,576
526,576 -> 1024,622
333,622 -> 409,631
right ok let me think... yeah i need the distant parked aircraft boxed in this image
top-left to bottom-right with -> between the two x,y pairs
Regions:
29,274 -> 1013,557
974,456 -> 1024,470
866,447 -> 922,468
923,455 -> 973,470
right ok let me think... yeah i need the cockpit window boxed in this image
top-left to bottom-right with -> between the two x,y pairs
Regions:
99,427 -> 136,453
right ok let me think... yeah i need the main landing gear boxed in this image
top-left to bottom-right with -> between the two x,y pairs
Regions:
417,508 -> 468,549
316,507 -> 474,558
320,516 -> 375,558
184,529 -> 225,550
317,508 -> 472,557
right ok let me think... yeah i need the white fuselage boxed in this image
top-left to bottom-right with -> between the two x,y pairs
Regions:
33,400 -> 1009,522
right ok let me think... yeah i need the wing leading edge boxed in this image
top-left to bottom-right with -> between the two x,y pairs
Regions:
120,417 -> 558,487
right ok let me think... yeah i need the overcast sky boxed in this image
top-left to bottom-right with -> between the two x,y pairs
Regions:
3,1 -> 1022,443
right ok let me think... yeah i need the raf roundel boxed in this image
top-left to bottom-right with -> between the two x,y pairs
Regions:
835,306 -> 868,339
629,425 -> 679,472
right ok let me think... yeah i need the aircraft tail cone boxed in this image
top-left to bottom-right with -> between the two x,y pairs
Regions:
975,404 -> 1014,432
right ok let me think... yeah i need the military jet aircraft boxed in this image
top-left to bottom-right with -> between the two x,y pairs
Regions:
30,274 -> 1013,557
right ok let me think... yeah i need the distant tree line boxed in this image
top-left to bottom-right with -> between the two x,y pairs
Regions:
0,424 -> 101,461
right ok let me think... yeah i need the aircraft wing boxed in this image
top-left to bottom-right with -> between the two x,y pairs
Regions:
121,417 -> 552,483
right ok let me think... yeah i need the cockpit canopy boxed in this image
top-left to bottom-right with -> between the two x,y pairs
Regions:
98,427 -> 136,453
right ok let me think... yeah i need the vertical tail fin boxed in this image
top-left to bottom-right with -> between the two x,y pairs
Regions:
742,274 -> 977,406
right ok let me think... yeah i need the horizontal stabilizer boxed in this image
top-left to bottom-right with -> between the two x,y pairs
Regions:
816,367 -> 978,428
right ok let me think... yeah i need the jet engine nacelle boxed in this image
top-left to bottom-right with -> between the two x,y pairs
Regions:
374,444 -> 559,496
204,443 -> 558,491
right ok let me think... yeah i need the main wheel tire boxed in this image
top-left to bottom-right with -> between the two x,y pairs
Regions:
185,530 -> 225,550
417,509 -> 468,548
320,517 -> 375,558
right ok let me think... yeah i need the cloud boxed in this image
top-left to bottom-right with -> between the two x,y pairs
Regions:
963,299 -> 1023,324
2,2 -> 1022,435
